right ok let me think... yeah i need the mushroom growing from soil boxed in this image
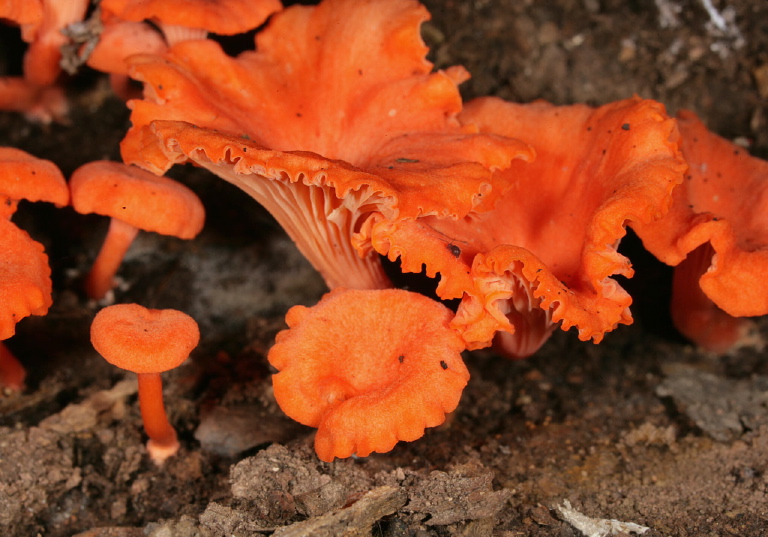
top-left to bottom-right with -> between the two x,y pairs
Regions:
91,303 -> 199,464
69,160 -> 205,300
0,147 -> 69,389
268,288 -> 470,461
0,0 -> 92,122
0,218 -> 55,390
120,0 -> 531,291
358,97 -> 687,357
632,110 -> 768,352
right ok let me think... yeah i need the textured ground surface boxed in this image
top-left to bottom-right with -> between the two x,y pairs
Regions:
1,0 -> 767,536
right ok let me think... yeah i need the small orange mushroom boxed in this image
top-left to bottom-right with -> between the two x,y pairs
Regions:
91,303 -> 199,464
269,288 -> 470,461
69,160 -> 205,300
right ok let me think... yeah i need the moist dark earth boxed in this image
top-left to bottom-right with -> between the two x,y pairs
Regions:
2,0 -> 768,536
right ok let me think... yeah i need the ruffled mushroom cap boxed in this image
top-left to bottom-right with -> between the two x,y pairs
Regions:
0,218 -> 52,340
269,288 -> 469,461
120,0 -> 532,290
0,147 -> 69,218
632,110 -> 768,351
102,0 -> 282,43
0,218 -> 53,389
70,160 -> 205,299
361,97 -> 686,356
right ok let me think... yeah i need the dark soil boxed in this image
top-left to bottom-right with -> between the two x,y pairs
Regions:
1,1 -> 767,536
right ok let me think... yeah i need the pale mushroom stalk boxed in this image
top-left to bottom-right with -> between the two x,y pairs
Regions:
85,218 -> 140,300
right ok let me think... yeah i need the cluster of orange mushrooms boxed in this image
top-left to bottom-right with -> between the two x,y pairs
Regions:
2,0 -> 767,464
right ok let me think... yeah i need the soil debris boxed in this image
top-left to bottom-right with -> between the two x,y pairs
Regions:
657,364 -> 768,441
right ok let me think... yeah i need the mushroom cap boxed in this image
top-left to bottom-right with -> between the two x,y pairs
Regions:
101,0 -> 282,35
86,19 -> 168,75
0,147 -> 69,212
69,160 -> 204,239
633,110 -> 768,318
91,304 -> 199,374
358,97 -> 685,355
0,0 -> 43,28
269,288 -> 469,461
0,218 -> 52,340
118,0 -> 532,290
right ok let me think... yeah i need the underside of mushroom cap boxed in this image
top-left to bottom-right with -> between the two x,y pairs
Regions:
268,287 -> 470,461
0,218 -> 52,340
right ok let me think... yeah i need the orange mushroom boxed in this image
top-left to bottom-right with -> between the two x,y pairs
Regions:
0,147 -> 68,389
101,0 -> 282,44
91,303 -> 199,464
0,218 -> 54,390
21,0 -> 90,86
0,0 -> 81,123
120,0 -> 532,291
632,110 -> 768,352
269,288 -> 469,461
69,160 -> 205,300
84,17 -> 168,100
0,147 -> 69,218
357,97 -> 687,357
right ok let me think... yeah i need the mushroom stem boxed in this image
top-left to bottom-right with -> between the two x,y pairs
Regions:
85,218 -> 140,300
0,342 -> 26,391
137,371 -> 179,464
671,243 -> 753,353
